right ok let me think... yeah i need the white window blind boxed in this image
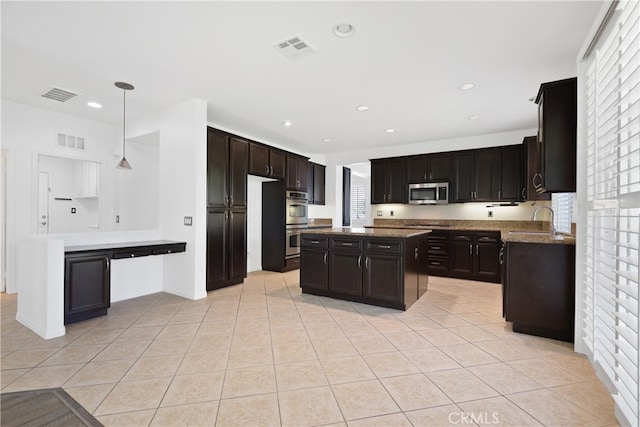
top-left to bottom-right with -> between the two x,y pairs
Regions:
552,193 -> 574,234
351,185 -> 366,220
579,1 -> 640,426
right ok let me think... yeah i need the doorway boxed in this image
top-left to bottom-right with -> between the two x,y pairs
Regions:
1,149 -> 7,291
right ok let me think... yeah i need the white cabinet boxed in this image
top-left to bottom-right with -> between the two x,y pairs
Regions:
78,161 -> 100,198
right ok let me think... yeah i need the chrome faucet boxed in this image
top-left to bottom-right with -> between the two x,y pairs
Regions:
531,206 -> 557,237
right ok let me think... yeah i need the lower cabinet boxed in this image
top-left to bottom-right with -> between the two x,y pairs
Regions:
301,233 -> 426,310
428,230 -> 501,283
64,252 -> 110,325
503,241 -> 575,342
207,208 -> 247,290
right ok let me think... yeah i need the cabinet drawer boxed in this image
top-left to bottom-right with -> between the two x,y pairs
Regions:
111,249 -> 153,259
451,233 -> 473,242
427,257 -> 449,272
302,236 -> 328,248
476,233 -> 500,243
331,237 -> 362,250
365,240 -> 402,254
152,246 -> 183,255
285,256 -> 301,269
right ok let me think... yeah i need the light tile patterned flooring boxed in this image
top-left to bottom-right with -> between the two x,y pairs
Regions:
1,272 -> 618,426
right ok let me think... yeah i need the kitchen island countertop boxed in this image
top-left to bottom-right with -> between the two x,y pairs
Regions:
301,227 -> 430,238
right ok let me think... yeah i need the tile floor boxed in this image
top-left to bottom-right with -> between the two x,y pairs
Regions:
0,272 -> 619,426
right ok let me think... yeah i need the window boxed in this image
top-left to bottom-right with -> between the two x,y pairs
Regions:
551,193 -> 574,234
351,185 -> 366,220
577,2 -> 640,426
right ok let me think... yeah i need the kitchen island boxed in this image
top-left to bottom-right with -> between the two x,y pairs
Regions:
300,228 -> 430,310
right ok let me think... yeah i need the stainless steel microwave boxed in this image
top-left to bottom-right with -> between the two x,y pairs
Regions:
408,182 -> 449,205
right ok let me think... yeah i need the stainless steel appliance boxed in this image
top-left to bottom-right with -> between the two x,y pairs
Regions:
285,190 -> 308,225
285,225 -> 305,257
408,182 -> 449,205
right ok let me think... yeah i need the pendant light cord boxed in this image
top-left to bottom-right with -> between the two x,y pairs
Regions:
122,89 -> 126,158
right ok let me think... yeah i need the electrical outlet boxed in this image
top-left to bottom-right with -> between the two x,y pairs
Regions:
71,207 -> 76,214
184,216 -> 193,226
488,210 -> 493,218
377,210 -> 383,217
390,210 -> 394,216
115,215 -> 120,223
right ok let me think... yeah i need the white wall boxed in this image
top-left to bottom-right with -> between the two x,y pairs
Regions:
1,100 -> 116,293
125,99 -> 208,300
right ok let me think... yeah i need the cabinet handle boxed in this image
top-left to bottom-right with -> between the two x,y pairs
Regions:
476,245 -> 479,255
431,261 -> 441,265
270,166 -> 274,175
522,187 -> 526,199
469,244 -> 472,255
342,242 -> 353,246
499,247 -> 504,265
324,252 -> 327,264
357,256 -> 361,268
265,165 -> 269,175
431,246 -> 440,250
498,190 -> 501,199
379,245 -> 391,249
230,195 -> 233,204
106,258 -> 110,270
429,171 -> 433,180
365,256 -> 369,269
532,173 -> 542,189
311,240 -> 320,244
414,247 -> 418,259
424,172 -> 427,181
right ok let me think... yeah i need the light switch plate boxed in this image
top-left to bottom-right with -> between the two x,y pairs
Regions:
184,216 -> 193,226
377,210 -> 383,217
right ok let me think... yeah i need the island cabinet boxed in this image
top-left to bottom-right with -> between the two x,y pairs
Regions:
64,252 -> 110,325
300,230 -> 428,310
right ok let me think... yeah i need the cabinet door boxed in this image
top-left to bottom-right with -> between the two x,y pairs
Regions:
248,142 -> 269,177
64,252 -> 110,324
364,254 -> 403,303
270,149 -> 286,180
298,158 -> 308,191
474,149 -> 495,201
229,210 -> 247,282
524,136 -> 550,201
370,160 -> 387,204
329,251 -> 362,296
286,155 -> 306,190
229,137 -> 248,208
450,234 -> 474,275
386,158 -> 406,203
207,129 -> 228,208
475,242 -> 500,281
453,152 -> 474,202
300,249 -> 328,291
313,163 -> 325,205
206,209 -> 228,290
406,155 -> 428,183
497,145 -> 522,201
427,152 -> 451,181
307,163 -> 315,204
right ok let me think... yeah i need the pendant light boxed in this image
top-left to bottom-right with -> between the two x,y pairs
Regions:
115,81 -> 134,170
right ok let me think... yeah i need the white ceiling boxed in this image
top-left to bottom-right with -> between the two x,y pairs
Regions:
1,1 -> 602,154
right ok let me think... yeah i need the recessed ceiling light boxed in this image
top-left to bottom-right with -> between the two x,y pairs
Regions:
468,115 -> 481,120
282,120 -> 293,127
322,138 -> 331,143
334,23 -> 355,38
458,83 -> 475,91
356,105 -> 369,112
87,101 -> 102,109
385,129 -> 395,133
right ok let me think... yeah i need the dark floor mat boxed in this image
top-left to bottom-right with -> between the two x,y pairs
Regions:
1,388 -> 102,427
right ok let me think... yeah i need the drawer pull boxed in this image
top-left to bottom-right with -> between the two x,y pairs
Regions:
431,246 -> 440,250
131,253 -> 135,258
342,242 -> 353,246
431,262 -> 441,265
311,240 -> 320,244
378,245 -> 391,249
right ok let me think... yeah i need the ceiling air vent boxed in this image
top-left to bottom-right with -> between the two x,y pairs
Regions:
40,86 -> 80,103
273,34 -> 317,60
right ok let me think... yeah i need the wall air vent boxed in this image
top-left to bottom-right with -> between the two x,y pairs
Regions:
40,86 -> 80,102
57,133 -> 85,150
273,34 -> 317,60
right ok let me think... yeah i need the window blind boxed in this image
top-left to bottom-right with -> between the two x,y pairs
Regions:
351,185 -> 366,220
578,1 -> 640,426
552,193 -> 574,234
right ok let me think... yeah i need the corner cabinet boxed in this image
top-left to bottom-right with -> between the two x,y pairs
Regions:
207,127 -> 248,290
534,77 -> 577,193
64,252 -> 110,325
371,158 -> 406,204
286,154 -> 309,191
301,233 -> 428,310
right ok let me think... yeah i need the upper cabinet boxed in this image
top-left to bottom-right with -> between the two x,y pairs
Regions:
535,77 -> 577,193
308,162 -> 326,205
496,144 -> 523,202
207,128 -> 248,209
406,153 -> 451,183
523,136 -> 550,201
371,158 -> 406,204
78,161 -> 100,198
248,142 -> 286,180
286,154 -> 309,191
452,149 -> 495,202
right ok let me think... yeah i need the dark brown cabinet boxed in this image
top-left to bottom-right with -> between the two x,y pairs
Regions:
301,233 -> 426,310
248,142 -> 286,180
523,136 -> 550,201
503,241 -> 575,342
371,158 -> 406,204
430,230 -> 500,283
535,77 -> 577,193
207,127 -> 248,290
496,145 -> 523,202
286,154 -> 309,191
407,153 -> 452,183
307,162 -> 326,205
64,252 -> 110,325
453,149 -> 495,202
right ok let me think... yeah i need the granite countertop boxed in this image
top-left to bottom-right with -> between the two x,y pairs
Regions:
302,227 -> 430,238
501,233 -> 576,245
